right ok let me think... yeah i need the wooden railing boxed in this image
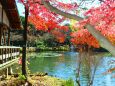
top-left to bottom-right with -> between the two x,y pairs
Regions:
0,46 -> 20,64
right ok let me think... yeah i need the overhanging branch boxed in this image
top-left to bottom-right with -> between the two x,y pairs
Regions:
41,0 -> 115,56
42,0 -> 83,21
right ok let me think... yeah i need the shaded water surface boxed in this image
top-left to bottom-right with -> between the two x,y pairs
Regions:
28,51 -> 115,86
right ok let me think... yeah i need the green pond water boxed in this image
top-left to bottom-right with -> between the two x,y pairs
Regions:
11,51 -> 115,86
26,51 -> 115,86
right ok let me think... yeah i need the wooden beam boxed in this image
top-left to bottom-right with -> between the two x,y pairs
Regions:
0,46 -> 20,48
6,9 -> 16,11
2,5 -> 3,23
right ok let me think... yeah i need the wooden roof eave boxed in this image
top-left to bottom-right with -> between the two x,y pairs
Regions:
0,0 -> 23,29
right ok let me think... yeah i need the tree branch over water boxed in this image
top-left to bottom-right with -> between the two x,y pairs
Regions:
42,0 -> 115,56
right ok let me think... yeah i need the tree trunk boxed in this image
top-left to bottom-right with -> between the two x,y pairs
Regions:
22,5 -> 29,76
42,0 -> 115,56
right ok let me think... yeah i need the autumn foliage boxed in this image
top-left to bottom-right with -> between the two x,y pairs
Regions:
70,0 -> 115,48
18,0 -> 115,48
70,29 -> 100,48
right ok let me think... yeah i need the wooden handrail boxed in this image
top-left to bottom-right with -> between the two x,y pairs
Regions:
0,46 -> 21,64
0,46 -> 21,49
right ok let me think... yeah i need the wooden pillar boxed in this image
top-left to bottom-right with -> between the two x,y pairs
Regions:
0,48 -> 3,64
3,29 -> 6,45
8,28 -> 10,46
0,5 -> 3,46
0,27 -> 2,45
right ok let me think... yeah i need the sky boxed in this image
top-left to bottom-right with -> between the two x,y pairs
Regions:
16,0 -> 100,16
16,2 -> 25,16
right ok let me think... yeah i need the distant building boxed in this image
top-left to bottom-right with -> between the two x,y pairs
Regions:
0,0 -> 22,45
0,0 -> 21,69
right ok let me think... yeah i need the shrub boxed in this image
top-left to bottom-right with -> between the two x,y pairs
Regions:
63,78 -> 74,86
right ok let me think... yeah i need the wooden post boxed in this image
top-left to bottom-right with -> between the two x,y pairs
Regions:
3,29 -> 6,45
1,6 -> 3,46
10,48 -> 12,59
1,48 -> 3,63
4,48 -> 6,62
0,48 -> 3,64
8,28 -> 10,46
0,27 -> 2,46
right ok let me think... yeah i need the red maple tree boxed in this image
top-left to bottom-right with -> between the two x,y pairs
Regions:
18,0 -> 115,54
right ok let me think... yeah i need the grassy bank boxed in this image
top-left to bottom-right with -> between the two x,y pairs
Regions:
20,45 -> 70,52
0,74 -> 74,86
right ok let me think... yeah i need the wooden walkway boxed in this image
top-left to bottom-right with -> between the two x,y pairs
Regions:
0,46 -> 21,71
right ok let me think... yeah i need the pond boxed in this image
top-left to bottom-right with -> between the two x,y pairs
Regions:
28,51 -> 115,86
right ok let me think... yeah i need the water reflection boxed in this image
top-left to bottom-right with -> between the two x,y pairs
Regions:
75,52 -> 104,86
28,51 -> 115,86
